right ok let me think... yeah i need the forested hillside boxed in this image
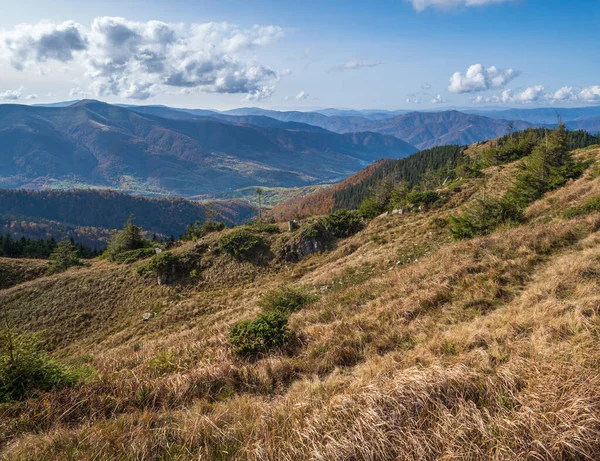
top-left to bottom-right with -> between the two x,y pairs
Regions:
272,145 -> 464,220
274,128 -> 600,221
0,189 -> 255,246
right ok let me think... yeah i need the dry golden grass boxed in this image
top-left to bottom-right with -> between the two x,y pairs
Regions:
3,148 -> 600,460
0,257 -> 48,289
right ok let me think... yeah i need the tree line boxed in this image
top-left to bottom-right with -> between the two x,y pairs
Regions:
0,234 -> 100,259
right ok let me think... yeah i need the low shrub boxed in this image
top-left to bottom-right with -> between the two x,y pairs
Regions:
563,195 -> 600,219
219,229 -> 270,261
181,221 -> 226,241
448,198 -> 522,240
246,221 -> 280,234
0,331 -> 80,402
358,197 -> 385,219
321,210 -> 363,238
144,251 -> 180,277
229,310 -> 294,358
258,286 -> 316,314
111,247 -> 156,264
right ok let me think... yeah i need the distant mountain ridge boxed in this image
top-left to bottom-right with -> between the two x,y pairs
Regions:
0,100 -> 417,196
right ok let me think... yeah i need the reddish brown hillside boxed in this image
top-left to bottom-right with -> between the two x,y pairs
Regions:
271,159 -> 393,220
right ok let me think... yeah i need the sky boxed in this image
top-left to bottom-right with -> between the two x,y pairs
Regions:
0,0 -> 598,110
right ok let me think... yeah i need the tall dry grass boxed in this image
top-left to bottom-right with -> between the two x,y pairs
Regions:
3,149 -> 600,460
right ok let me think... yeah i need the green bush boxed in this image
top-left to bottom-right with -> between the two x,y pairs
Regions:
246,221 -> 280,234
258,286 -> 315,314
111,247 -> 156,264
358,197 -> 385,219
0,330 -> 80,402
107,217 -> 151,261
404,190 -> 441,209
321,210 -> 363,238
144,251 -> 180,277
181,221 -> 226,241
218,229 -> 269,261
448,198 -> 522,240
47,240 -> 83,274
229,310 -> 294,358
563,195 -> 600,219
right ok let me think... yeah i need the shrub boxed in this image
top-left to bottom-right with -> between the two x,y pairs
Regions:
563,195 -> 600,219
47,240 -> 83,274
181,221 -> 226,241
321,210 -> 363,238
0,330 -> 80,402
404,190 -> 441,210
111,247 -> 156,264
246,221 -> 280,234
229,310 -> 294,358
218,229 -> 269,261
258,286 -> 315,314
144,251 -> 180,277
358,197 -> 384,219
147,348 -> 178,375
448,198 -> 522,240
107,216 -> 150,261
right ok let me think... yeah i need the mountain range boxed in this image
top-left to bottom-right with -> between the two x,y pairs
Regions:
0,101 -> 416,197
2,100 -> 600,199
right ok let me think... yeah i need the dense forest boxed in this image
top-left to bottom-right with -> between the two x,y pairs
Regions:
273,128 -> 600,221
333,144 -> 465,210
0,189 -> 255,238
491,128 -> 600,152
0,234 -> 99,259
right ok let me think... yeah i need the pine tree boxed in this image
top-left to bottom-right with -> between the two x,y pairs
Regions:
48,240 -> 82,274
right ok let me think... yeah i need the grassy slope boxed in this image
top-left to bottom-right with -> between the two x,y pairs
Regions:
0,258 -> 48,289
2,147 -> 600,459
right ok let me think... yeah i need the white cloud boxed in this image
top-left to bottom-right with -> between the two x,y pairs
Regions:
405,96 -> 422,104
546,85 -> 600,103
0,17 -> 284,100
243,85 -> 275,102
472,85 -> 545,104
295,90 -> 308,100
328,59 -> 381,73
406,0 -> 513,12
0,86 -> 24,100
448,64 -> 520,93
431,94 -> 447,104
0,21 -> 87,71
579,86 -> 600,102
25,94 -> 38,100
510,85 -> 545,103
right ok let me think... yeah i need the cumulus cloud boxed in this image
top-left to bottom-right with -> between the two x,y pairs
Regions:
472,85 -> 545,104
406,0 -> 513,12
295,90 -> 308,100
25,94 -> 38,100
243,85 -> 275,102
431,94 -> 447,104
0,86 -> 24,100
328,59 -> 381,73
0,21 -> 87,71
546,85 -> 600,103
448,64 -> 520,93
0,17 -> 284,100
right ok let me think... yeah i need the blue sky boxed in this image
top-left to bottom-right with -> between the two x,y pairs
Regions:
0,0 -> 598,109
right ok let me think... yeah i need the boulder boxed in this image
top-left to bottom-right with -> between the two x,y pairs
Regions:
279,222 -> 334,262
